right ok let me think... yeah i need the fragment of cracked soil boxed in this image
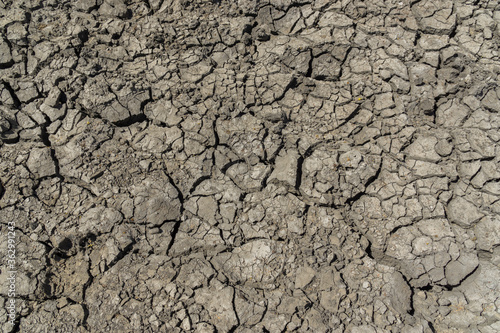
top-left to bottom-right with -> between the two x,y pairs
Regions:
1,0 -> 499,332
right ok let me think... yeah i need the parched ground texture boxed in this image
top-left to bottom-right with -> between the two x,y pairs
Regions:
1,0 -> 500,332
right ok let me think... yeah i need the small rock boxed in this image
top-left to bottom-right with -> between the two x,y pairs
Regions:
416,219 -> 454,240
311,54 -> 341,81
188,19 -> 199,30
79,206 -> 123,234
405,136 -> 441,162
435,139 -> 453,156
0,37 -> 13,67
467,128 -> 496,158
295,266 -> 316,289
99,0 -> 128,18
194,286 -> 237,333
389,272 -> 412,314
268,149 -> 299,187
255,26 -> 270,41
339,150 -> 362,168
6,22 -> 28,45
480,88 -> 500,113
45,87 -> 63,107
40,103 -> 66,122
418,34 -> 449,50
447,196 -> 484,228
419,98 -> 435,115
27,148 -> 57,178
412,236 -> 433,256
474,216 -> 500,252
75,0 -> 98,12
362,281 -> 371,291
409,63 -> 436,86
287,215 -> 304,234
180,62 -> 213,83
374,92 -> 395,110
60,303 -> 85,323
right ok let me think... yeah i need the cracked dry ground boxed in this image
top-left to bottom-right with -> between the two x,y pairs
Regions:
1,0 -> 500,332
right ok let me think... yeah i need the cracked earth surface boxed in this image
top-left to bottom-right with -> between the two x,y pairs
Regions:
1,0 -> 500,332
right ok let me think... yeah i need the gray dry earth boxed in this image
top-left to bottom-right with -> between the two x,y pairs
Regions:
0,0 -> 500,332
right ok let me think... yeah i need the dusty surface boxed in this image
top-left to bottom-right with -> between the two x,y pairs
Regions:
1,0 -> 500,332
